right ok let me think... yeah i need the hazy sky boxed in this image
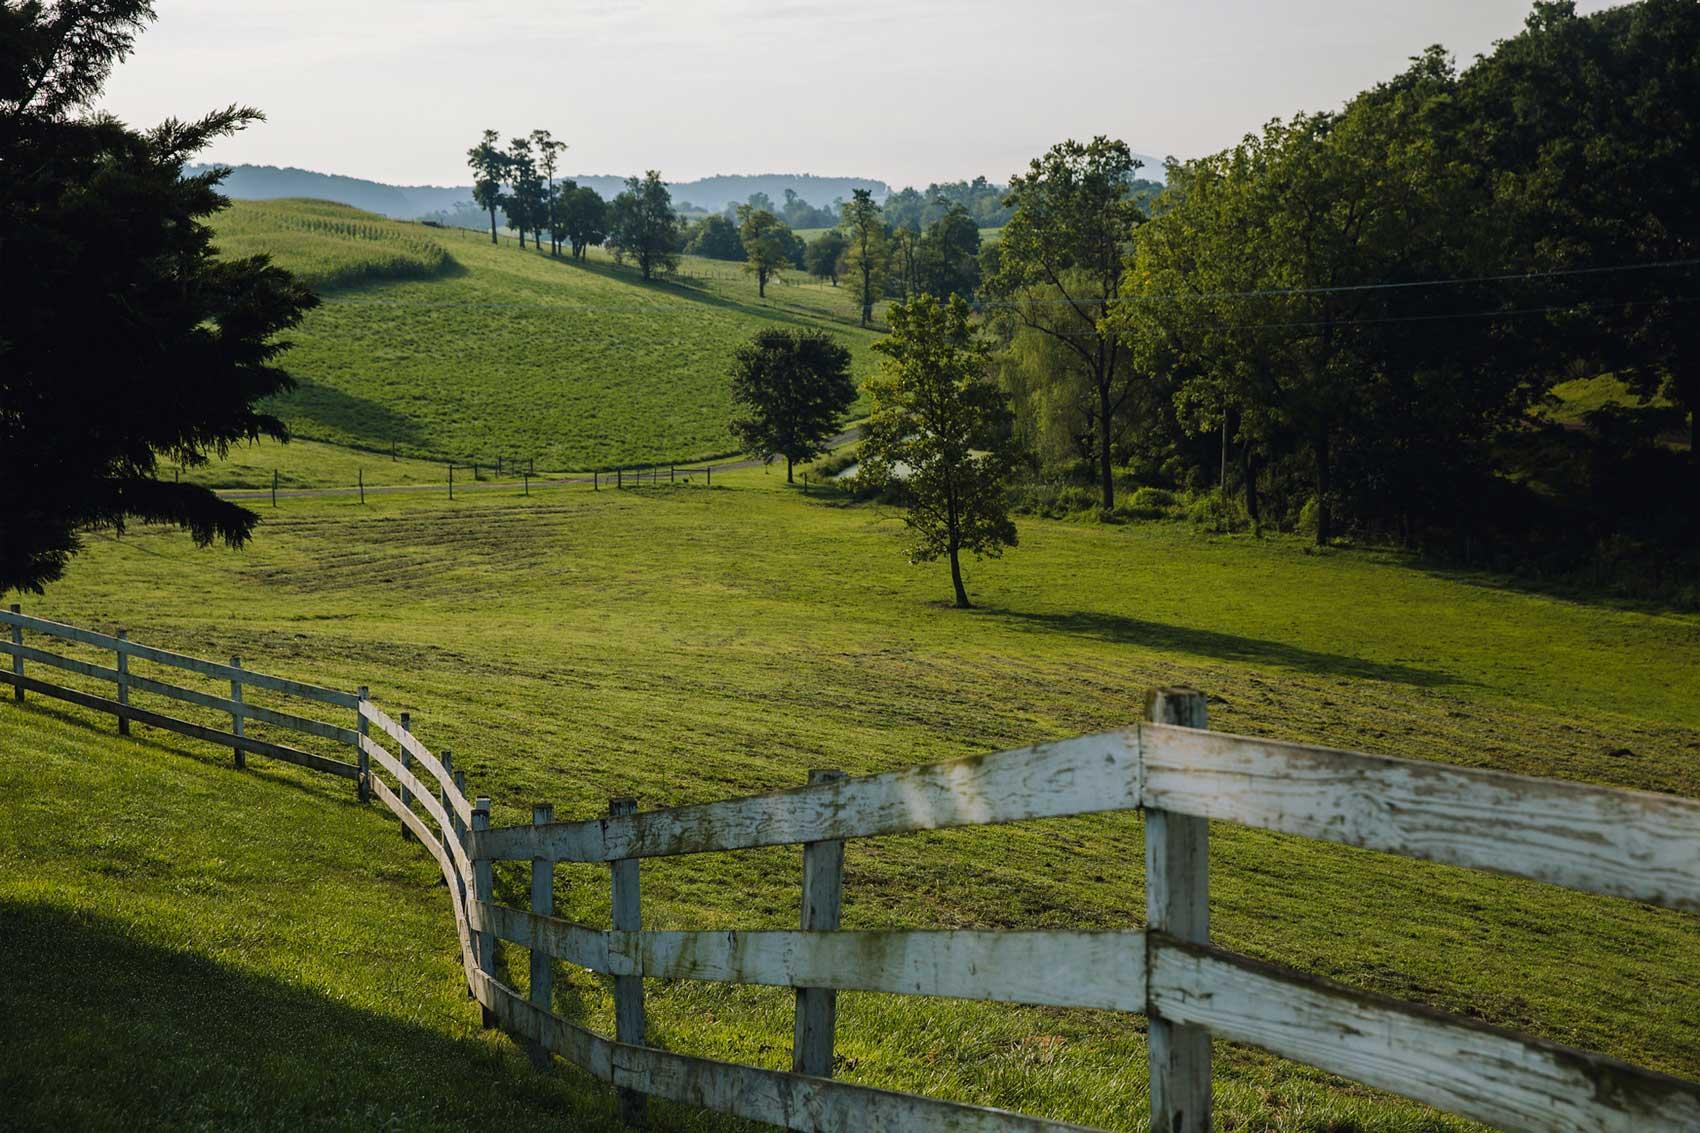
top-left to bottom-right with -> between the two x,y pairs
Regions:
99,0 -> 1618,189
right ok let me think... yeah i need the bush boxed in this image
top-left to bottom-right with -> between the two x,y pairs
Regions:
1186,491 -> 1251,534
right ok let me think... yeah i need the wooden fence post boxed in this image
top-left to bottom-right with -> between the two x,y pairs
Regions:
594,470 -> 599,491
1145,687 -> 1212,1133
472,796 -> 495,1026
11,604 -> 22,702
617,467 -> 622,489
706,465 -> 711,487
271,470 -> 278,508
230,656 -> 245,768
529,802 -> 555,1070
399,710 -> 414,842
439,749 -> 455,850
114,629 -> 130,735
448,463 -> 454,499
794,769 -> 847,1078
356,686 -> 370,803
358,468 -> 365,504
609,797 -> 647,1127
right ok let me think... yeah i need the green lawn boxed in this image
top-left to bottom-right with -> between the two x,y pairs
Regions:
3,470 -> 1696,1131
218,204 -> 884,471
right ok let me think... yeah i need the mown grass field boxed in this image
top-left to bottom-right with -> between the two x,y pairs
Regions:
214,203 -> 884,471
4,469 -> 1697,1131
216,199 -> 454,291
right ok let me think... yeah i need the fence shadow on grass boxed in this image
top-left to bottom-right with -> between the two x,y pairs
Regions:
988,607 -> 1461,689
0,900 -> 630,1132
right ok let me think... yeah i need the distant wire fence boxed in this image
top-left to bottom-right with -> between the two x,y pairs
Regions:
5,609 -> 1699,1131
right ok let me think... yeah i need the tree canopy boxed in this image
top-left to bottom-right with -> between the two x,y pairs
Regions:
607,171 -> 679,281
861,295 -> 1023,608
728,329 -> 856,483
1,0 -> 318,594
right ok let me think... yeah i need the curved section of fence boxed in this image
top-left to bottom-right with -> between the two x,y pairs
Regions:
5,606 -> 1699,1132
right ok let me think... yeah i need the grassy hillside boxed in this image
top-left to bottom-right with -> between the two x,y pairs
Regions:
215,202 -> 884,470
4,471 -> 1697,1130
216,199 -> 453,290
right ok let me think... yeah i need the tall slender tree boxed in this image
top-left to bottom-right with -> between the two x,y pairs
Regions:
988,137 -> 1144,511
736,206 -> 792,297
840,188 -> 887,327
531,128 -> 567,255
860,295 -> 1023,609
466,129 -> 507,244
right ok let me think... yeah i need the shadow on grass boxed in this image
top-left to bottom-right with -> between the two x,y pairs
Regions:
274,376 -> 428,452
0,900 -> 626,1131
988,607 -> 1461,688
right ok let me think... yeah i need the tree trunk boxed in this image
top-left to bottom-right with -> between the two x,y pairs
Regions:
1097,375 -> 1114,511
759,272 -> 766,298
1315,426 -> 1333,546
488,209 -> 498,245
518,228 -> 526,250
786,456 -> 793,483
949,543 -> 970,609
1242,448 -> 1260,524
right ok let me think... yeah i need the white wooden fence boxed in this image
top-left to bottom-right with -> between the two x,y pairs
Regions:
5,607 -> 1699,1131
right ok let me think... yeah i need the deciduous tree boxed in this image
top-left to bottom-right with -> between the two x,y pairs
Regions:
607,171 -> 679,281
806,230 -> 847,285
860,295 -> 1023,608
737,206 -> 792,297
840,188 -> 887,327
988,137 -> 1145,510
728,330 -> 855,483
467,128 -> 507,244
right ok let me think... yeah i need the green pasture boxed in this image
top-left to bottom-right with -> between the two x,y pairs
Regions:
212,202 -> 883,471
3,468 -> 1696,1131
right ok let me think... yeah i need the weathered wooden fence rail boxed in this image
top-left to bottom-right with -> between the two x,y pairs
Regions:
5,608 -> 1698,1131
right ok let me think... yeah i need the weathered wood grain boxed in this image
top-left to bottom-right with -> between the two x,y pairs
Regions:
360,735 -> 472,888
608,797 -> 647,1126
470,901 -> 618,974
472,971 -> 1105,1133
0,639 -> 120,683
360,702 -> 472,825
8,605 -> 20,703
114,630 -> 130,736
528,802 -> 555,1071
474,730 -> 1141,863
1143,691 -> 1212,1133
471,798 -> 495,1027
0,671 -> 358,779
0,613 -> 359,709
795,769 -> 848,1079
1147,935 -> 1700,1133
1140,723 -> 1700,911
120,672 -> 357,745
637,930 -> 1149,1011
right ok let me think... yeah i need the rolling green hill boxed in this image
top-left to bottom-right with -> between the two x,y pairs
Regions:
214,200 -> 884,471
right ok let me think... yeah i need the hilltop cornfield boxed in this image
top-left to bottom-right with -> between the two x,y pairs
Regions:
214,199 -> 452,290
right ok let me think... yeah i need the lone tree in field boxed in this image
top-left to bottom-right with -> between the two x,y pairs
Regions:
467,129 -> 508,244
0,0 -> 317,595
729,330 -> 856,483
737,206 -> 792,297
840,188 -> 888,327
860,295 -> 1022,608
987,137 -> 1144,511
607,171 -> 679,281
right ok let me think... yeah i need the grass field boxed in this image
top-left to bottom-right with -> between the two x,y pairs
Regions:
4,469 -> 1697,1131
216,199 -> 454,290
215,203 -> 885,471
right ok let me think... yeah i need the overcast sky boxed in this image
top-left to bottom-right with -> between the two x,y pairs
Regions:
98,0 -> 1618,189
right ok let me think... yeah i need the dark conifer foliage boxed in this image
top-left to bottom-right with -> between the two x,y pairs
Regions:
0,1 -> 318,593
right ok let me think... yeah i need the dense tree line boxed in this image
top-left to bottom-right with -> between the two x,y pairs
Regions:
987,1 -> 1697,590
466,129 -> 609,259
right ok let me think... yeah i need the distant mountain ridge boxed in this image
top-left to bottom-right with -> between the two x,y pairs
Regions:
188,164 -> 893,218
